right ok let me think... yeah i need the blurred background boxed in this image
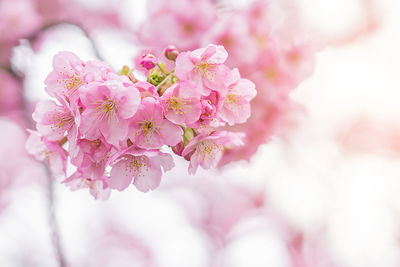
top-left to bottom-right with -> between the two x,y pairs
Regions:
1,0 -> 400,266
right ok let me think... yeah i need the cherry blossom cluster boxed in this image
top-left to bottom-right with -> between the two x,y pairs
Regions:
26,44 -> 256,199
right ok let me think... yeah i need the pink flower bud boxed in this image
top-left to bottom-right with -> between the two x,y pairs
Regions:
164,45 -> 179,61
140,53 -> 157,70
172,142 -> 185,156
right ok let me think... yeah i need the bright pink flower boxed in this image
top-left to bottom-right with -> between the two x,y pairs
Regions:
108,147 -> 174,192
63,171 -> 111,200
32,100 -> 78,142
25,130 -> 68,177
182,131 -> 244,174
160,81 -> 202,125
219,69 -> 257,125
128,97 -> 183,149
140,53 -> 157,70
175,44 -> 231,94
79,80 -> 141,146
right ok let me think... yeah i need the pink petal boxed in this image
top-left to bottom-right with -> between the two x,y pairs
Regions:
109,159 -> 133,191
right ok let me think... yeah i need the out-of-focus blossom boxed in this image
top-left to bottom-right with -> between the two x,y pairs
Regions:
0,69 -> 22,116
0,0 -> 42,42
138,0 -> 217,51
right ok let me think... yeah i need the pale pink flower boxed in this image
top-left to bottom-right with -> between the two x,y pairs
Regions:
182,131 -> 244,174
128,97 -> 183,149
175,44 -> 231,94
206,13 -> 259,68
138,0 -> 216,51
32,99 -> 78,142
45,51 -> 86,102
108,147 -> 174,192
45,51 -> 114,105
79,80 -> 141,146
69,137 -> 114,172
219,69 -> 257,125
63,171 -> 111,200
25,130 -> 68,177
160,81 -> 202,125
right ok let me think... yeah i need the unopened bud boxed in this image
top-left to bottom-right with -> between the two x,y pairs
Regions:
140,53 -> 157,70
164,45 -> 179,61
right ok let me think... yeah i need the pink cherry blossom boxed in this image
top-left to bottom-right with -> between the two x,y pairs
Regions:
160,81 -> 202,125
108,147 -> 174,192
32,99 -> 78,142
69,137 -> 115,172
26,130 -> 68,178
45,52 -> 114,105
128,97 -> 183,149
79,80 -> 140,146
45,51 -> 86,102
219,69 -> 257,126
63,171 -> 111,200
182,131 -> 244,175
175,44 -> 231,94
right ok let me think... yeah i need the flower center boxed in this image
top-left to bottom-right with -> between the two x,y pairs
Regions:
195,61 -> 218,80
96,98 -> 118,123
197,140 -> 223,161
137,119 -> 158,142
50,110 -> 74,131
125,156 -> 149,177
167,96 -> 191,115
224,92 -> 244,112
57,70 -> 84,96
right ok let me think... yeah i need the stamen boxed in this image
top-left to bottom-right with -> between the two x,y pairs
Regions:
167,96 -> 192,115
56,68 -> 84,96
195,61 -> 219,80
